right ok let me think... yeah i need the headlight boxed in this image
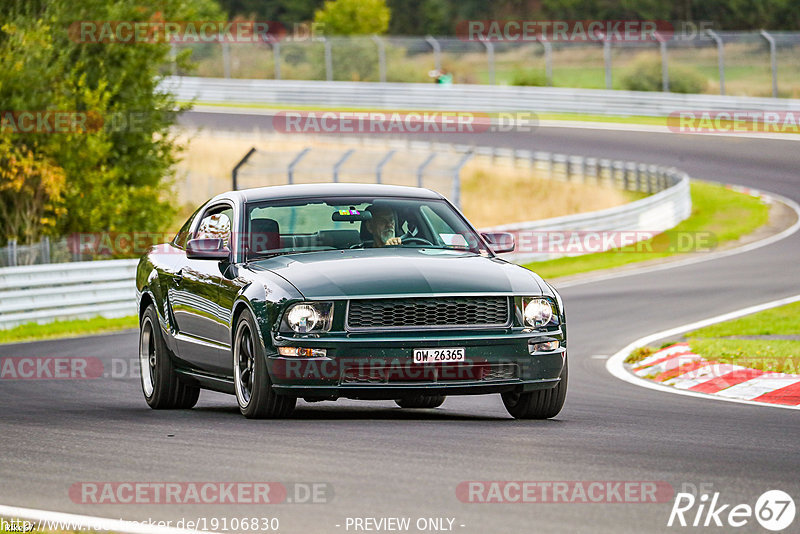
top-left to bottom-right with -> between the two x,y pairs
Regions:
282,302 -> 333,333
523,298 -> 554,327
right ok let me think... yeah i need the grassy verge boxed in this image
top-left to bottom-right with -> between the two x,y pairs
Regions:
626,301 -> 800,374
685,301 -> 800,374
522,181 -> 770,279
0,315 -> 138,345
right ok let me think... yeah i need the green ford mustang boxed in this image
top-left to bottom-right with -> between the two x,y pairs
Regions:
136,183 -> 567,419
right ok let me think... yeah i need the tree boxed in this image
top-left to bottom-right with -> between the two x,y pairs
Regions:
0,0 -> 222,246
314,0 -> 390,35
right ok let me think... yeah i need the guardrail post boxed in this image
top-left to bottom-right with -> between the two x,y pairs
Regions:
706,29 -> 725,95
760,30 -> 778,97
371,35 -> 387,83
221,40 -> 231,78
417,153 -> 437,188
8,239 -> 17,267
322,37 -> 333,81
481,38 -> 495,84
232,147 -> 257,190
452,150 -> 473,209
599,159 -> 611,187
287,147 -> 311,184
603,38 -> 612,89
333,149 -> 355,182
41,236 -> 50,264
375,149 -> 396,183
425,36 -> 442,73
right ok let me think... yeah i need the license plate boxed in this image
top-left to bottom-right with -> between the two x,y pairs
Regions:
413,347 -> 465,363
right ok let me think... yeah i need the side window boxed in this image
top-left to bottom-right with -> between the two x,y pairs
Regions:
173,207 -> 201,250
195,204 -> 234,247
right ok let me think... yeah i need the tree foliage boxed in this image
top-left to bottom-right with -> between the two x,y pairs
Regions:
0,0 -> 222,246
314,0 -> 390,35
218,0 -> 800,34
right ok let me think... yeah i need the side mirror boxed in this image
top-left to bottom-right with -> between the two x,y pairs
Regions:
186,238 -> 231,261
481,232 -> 515,253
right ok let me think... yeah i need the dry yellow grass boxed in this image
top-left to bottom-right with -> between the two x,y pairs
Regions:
174,131 -> 634,229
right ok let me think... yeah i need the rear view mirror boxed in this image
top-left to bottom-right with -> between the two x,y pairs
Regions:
186,238 -> 231,260
481,232 -> 515,253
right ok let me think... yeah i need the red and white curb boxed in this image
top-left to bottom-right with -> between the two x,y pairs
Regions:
606,294 -> 800,411
633,342 -> 800,406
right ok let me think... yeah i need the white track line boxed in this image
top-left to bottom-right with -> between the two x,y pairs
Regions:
0,504 -> 219,534
605,294 -> 800,411
556,189 -> 800,288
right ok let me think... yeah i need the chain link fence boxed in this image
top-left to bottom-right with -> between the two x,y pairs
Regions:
174,32 -> 800,98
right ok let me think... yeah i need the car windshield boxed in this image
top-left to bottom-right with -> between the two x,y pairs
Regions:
244,196 -> 491,260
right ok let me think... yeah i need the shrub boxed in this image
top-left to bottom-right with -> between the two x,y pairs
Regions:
511,69 -> 548,87
621,55 -> 707,94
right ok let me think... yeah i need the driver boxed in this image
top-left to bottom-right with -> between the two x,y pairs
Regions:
363,205 -> 402,247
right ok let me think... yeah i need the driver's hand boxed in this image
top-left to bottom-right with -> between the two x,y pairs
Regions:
385,237 -> 402,246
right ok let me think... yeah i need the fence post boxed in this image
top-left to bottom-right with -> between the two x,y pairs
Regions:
452,151 -> 473,209
333,149 -> 355,182
376,149 -> 396,183
41,236 -> 50,264
536,37 -> 553,86
321,37 -> 333,81
603,38 -> 612,89
287,147 -> 311,184
8,238 -> 17,267
706,29 -> 725,95
371,35 -> 387,83
417,153 -> 437,188
232,147 -> 257,190
271,39 -> 281,80
425,36 -> 442,73
170,43 -> 177,76
221,40 -> 231,78
760,30 -> 778,98
656,32 -> 669,92
481,38 -> 495,84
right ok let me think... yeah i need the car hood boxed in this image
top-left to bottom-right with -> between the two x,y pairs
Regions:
247,248 -> 545,299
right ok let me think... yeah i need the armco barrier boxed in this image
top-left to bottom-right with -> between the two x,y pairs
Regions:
0,259 -> 138,329
162,76 -> 800,117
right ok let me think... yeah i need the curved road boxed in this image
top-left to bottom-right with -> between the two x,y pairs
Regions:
1,114 -> 799,533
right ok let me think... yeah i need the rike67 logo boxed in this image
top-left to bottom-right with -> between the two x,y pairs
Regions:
668,488 -> 795,531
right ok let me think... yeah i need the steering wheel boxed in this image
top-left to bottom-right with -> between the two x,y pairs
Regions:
398,233 -> 433,246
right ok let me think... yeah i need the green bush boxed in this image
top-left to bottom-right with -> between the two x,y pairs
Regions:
511,69 -> 548,87
621,55 -> 706,94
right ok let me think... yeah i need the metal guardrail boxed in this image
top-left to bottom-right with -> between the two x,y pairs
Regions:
163,76 -> 800,117
0,259 -> 138,329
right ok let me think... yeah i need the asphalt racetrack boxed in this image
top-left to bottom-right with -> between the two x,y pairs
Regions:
1,112 -> 799,533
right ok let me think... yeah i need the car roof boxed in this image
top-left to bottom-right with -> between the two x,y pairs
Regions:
209,183 -> 445,204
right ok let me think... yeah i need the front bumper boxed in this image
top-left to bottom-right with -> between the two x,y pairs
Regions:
268,328 -> 566,400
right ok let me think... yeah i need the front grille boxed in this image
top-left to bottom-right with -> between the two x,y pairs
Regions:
346,296 -> 510,330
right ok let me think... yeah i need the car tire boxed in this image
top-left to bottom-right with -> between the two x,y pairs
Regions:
395,395 -> 446,409
139,304 -> 200,409
234,309 -> 296,419
502,357 -> 567,419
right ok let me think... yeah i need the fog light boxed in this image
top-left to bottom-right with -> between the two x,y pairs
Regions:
277,347 -> 327,357
529,340 -> 559,353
